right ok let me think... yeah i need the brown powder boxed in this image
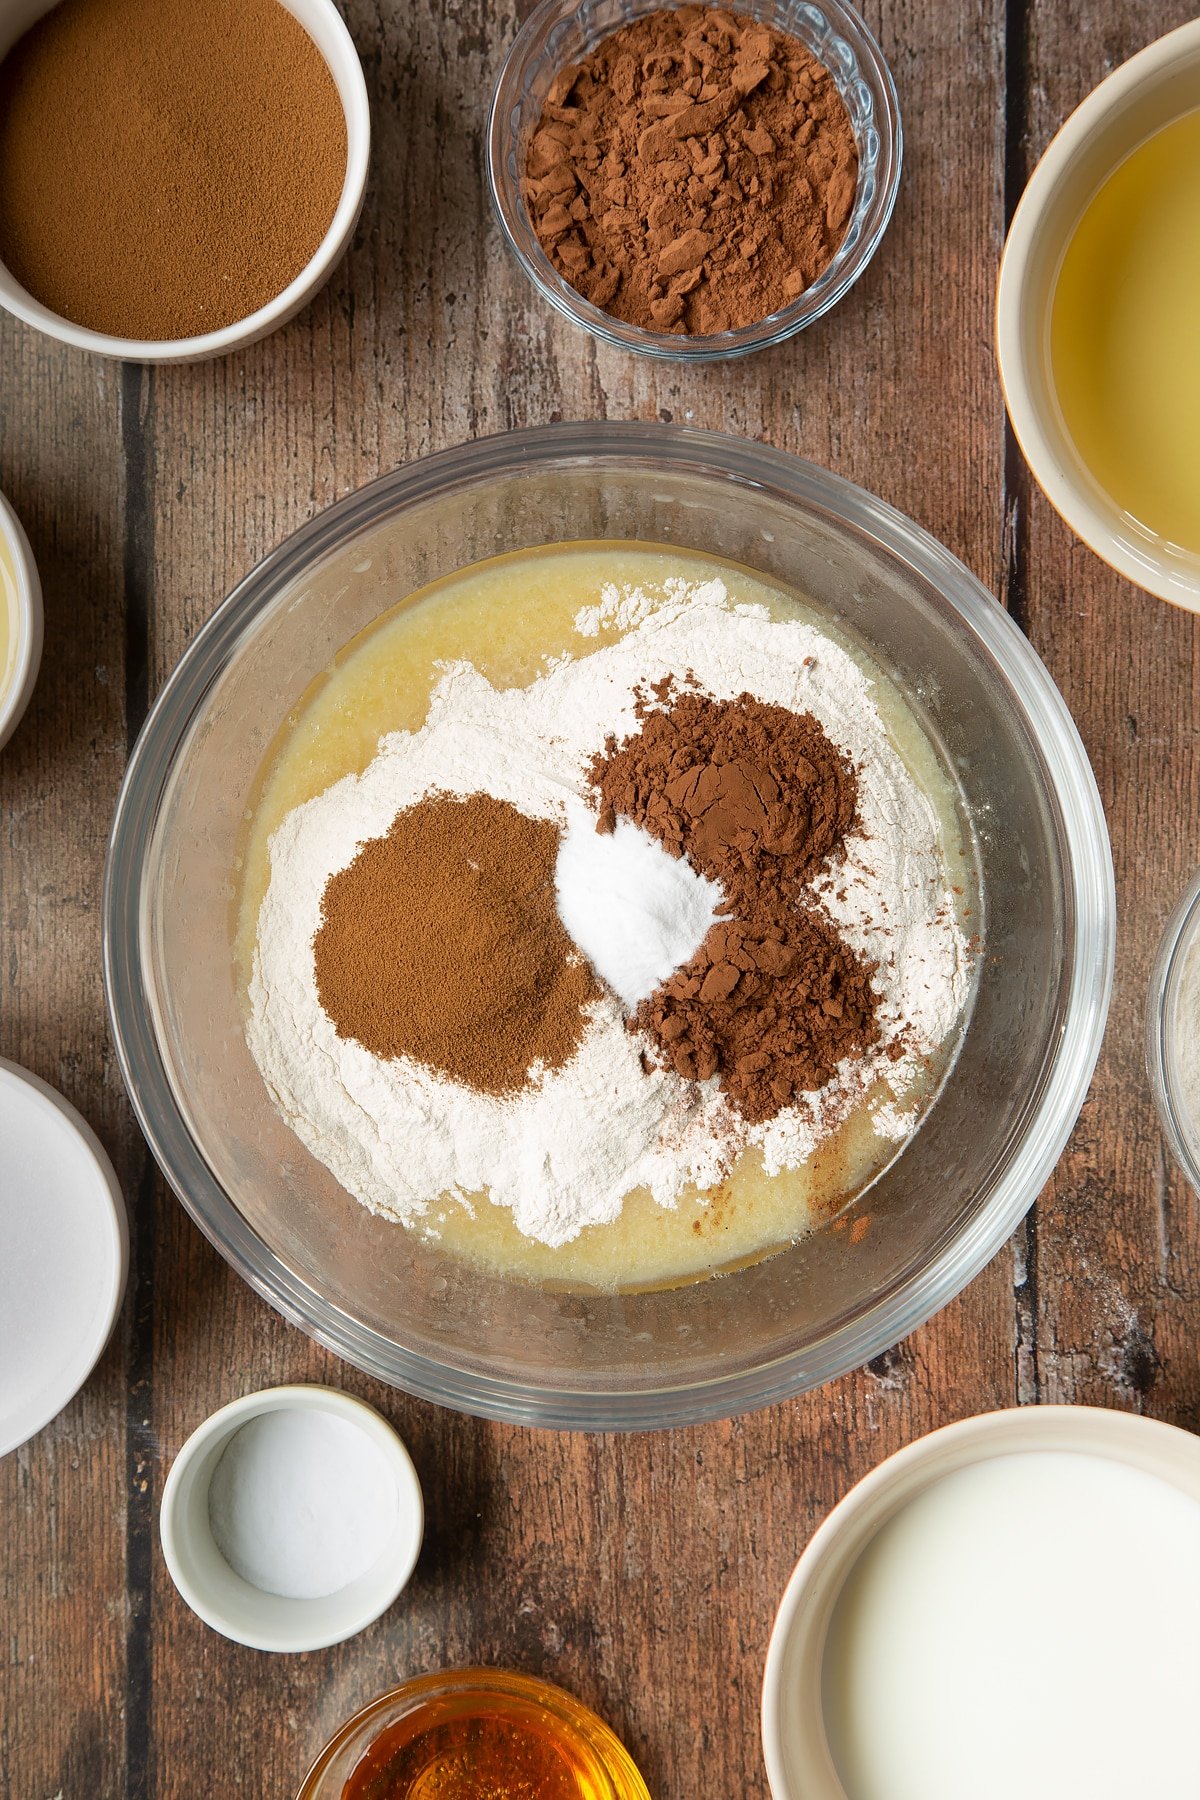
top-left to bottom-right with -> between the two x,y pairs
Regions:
0,0 -> 348,340
590,688 -> 879,1123
313,793 -> 599,1097
523,4 -> 859,335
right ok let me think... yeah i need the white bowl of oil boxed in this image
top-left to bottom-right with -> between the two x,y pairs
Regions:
0,488 -> 42,749
997,20 -> 1200,610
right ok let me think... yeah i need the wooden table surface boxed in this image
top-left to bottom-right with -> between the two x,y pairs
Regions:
2,1 -> 1198,1795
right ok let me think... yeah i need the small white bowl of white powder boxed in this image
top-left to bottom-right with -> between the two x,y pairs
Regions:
159,1384 -> 423,1652
1148,865 -> 1200,1197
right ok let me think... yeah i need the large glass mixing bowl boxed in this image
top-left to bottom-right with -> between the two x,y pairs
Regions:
103,424 -> 1114,1429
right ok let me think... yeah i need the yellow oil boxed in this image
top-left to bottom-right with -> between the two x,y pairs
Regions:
1051,108 -> 1200,556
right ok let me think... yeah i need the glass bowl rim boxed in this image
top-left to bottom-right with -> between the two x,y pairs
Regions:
102,420 -> 1115,1430
1146,863 -> 1200,1196
485,0 -> 903,362
294,1666 -> 651,1800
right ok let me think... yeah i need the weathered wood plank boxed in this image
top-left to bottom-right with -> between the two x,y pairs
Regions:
0,328 -> 136,1799
1014,0 -> 1200,1431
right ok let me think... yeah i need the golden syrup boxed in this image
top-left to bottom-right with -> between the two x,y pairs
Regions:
1051,109 -> 1200,555
338,1673 -> 649,1800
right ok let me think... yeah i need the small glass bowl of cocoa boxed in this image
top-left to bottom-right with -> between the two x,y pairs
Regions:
487,0 -> 901,361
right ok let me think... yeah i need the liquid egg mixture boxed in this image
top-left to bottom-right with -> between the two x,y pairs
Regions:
238,543 -> 976,1290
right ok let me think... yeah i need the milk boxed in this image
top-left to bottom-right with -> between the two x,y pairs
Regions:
823,1450 -> 1200,1799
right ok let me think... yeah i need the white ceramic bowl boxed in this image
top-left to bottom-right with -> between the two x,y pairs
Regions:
997,20 -> 1200,610
761,1405 -> 1200,1798
0,1057 -> 128,1456
0,487 -> 42,749
159,1384 -> 424,1652
0,0 -> 370,363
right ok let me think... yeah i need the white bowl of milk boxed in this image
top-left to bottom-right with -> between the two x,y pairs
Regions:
762,1406 -> 1200,1800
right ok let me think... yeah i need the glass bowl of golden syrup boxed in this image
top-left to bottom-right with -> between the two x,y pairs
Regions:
296,1669 -> 652,1800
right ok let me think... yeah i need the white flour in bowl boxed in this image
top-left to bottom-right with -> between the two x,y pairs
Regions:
247,578 -> 973,1248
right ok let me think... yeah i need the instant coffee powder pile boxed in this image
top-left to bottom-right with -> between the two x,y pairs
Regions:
0,0 -> 347,339
523,4 -> 859,334
314,793 -> 599,1095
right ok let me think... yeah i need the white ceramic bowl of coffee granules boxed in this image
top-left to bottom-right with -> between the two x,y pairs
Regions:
488,0 -> 901,359
104,423 -> 1113,1430
1147,865 -> 1200,1198
0,0 -> 370,363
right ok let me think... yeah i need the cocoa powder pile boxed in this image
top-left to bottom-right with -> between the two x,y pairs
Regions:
523,5 -> 859,335
0,0 -> 347,340
314,793 -> 599,1096
590,687 -> 879,1123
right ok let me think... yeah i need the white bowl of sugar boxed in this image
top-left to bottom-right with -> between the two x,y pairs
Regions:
159,1384 -> 423,1652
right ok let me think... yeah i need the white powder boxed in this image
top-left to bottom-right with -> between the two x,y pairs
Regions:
247,579 -> 973,1248
555,806 -> 724,1008
207,1409 -> 397,1600
574,578 -> 665,638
